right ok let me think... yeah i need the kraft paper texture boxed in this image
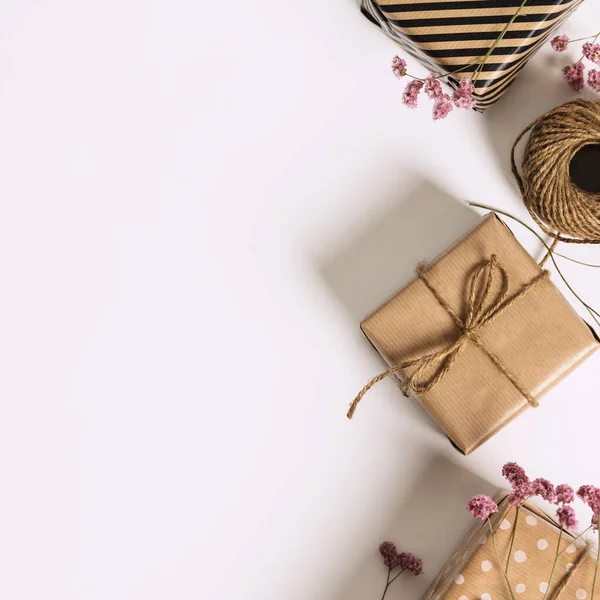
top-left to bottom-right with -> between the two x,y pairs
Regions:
360,213 -> 599,454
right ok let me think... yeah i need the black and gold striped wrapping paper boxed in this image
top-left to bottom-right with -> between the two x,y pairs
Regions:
361,0 -> 584,111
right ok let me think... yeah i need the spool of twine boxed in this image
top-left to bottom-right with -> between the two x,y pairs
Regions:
511,99 -> 600,245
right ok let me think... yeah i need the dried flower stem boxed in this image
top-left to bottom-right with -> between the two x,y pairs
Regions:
487,518 -> 517,600
472,0 -> 529,82
467,202 -> 600,330
406,63 -> 481,82
569,33 -> 600,44
380,566 -> 407,600
389,568 -> 408,586
591,528 -> 600,600
505,507 -> 520,573
557,526 -> 594,556
543,528 -> 564,600
381,567 -> 392,600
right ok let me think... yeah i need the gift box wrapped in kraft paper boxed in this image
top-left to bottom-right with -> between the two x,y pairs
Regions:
424,495 -> 599,600
360,0 -> 583,111
347,213 -> 599,455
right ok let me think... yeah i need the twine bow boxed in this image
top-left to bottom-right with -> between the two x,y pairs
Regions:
347,255 -> 549,419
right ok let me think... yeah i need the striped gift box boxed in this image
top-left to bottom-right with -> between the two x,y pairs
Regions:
361,0 -> 584,111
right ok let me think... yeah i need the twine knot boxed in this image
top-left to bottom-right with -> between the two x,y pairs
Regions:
347,255 -> 549,419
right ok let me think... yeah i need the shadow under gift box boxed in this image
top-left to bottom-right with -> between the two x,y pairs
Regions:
360,213 -> 599,455
360,0 -> 584,111
424,495 -> 599,600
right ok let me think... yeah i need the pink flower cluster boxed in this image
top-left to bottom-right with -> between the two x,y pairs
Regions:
378,542 -> 423,575
467,494 -> 498,520
466,463 -> 600,532
589,69 -> 600,92
469,464 -> 600,532
501,462 -> 533,506
500,463 -> 579,529
556,483 -> 575,505
583,42 -> 600,65
392,56 -> 407,78
563,63 -> 585,92
400,552 -> 424,575
391,56 -> 476,120
550,33 -> 600,93
551,35 -> 570,52
557,505 -> 578,529
577,486 -> 600,530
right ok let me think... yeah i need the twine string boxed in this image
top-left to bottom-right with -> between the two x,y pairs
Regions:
511,99 -> 600,245
347,255 -> 548,419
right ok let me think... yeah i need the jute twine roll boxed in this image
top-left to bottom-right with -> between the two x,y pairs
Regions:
511,99 -> 600,245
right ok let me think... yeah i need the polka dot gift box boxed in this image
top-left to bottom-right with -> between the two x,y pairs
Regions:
424,495 -> 599,600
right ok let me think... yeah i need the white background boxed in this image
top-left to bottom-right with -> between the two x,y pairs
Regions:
1,1 -> 600,599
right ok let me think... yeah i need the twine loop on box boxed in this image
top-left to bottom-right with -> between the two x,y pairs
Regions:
347,255 -> 549,419
511,99 -> 600,245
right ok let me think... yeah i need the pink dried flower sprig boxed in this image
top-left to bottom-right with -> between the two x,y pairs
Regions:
555,484 -> 575,505
563,62 -> 586,92
402,79 -> 424,109
589,69 -> 600,92
556,505 -> 578,530
424,74 -> 443,99
391,55 -> 476,120
379,541 -> 401,567
532,478 -> 556,503
577,485 -> 600,530
550,31 -> 600,93
453,78 -> 476,110
378,542 -> 423,600
379,542 -> 423,574
392,56 -> 407,78
501,463 -> 579,511
551,34 -> 570,52
467,495 -> 498,520
502,462 -> 529,487
432,95 -> 454,121
502,462 -> 535,507
466,464 -> 600,600
399,552 -> 424,575
583,42 -> 600,65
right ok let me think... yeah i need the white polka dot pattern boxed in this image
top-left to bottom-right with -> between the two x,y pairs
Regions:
441,505 -> 598,600
514,551 -> 527,563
